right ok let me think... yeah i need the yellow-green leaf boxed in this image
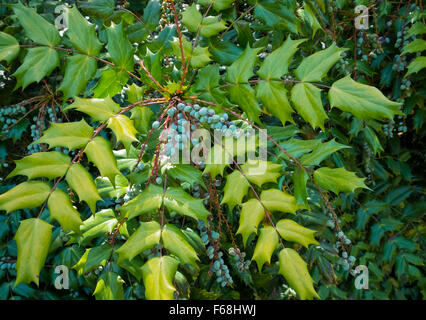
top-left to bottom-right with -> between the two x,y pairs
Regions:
65,96 -> 121,122
300,139 -> 350,166
33,119 -> 94,150
276,219 -> 318,248
107,114 -> 138,152
260,189 -> 299,214
221,170 -> 250,211
291,82 -> 327,130
93,272 -> 125,300
0,31 -> 20,63
66,163 -> 102,213
84,136 -> 121,185
256,81 -> 294,125
236,199 -> 265,246
329,76 -> 402,121
115,221 -> 161,263
47,189 -> 82,233
7,151 -> 70,180
313,167 -> 369,194
241,160 -> 282,187
278,248 -> 319,300
162,224 -> 199,268
14,218 -> 52,286
0,181 -> 50,213
252,226 -> 278,271
141,256 -> 179,300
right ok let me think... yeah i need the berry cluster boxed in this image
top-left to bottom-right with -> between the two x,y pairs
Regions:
0,104 -> 25,131
197,219 -> 233,287
383,121 -> 394,138
229,247 -> 251,273
335,230 -> 356,272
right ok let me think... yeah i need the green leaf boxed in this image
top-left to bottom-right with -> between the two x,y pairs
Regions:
313,167 -> 369,194
66,163 -> 102,213
236,199 -> 265,246
84,136 -> 121,185
81,243 -> 112,273
168,164 -> 205,189
256,81 -> 294,125
295,43 -> 346,81
363,127 -> 383,155
228,84 -> 262,124
115,221 -> 161,263
106,22 -> 135,71
65,96 -> 121,122
120,184 -> 163,220
58,54 -> 97,100
221,170 -> 250,211
254,0 -> 300,34
0,32 -> 20,63
143,0 -> 161,30
401,39 -> 426,55
241,160 -> 282,187
33,119 -> 94,150
258,37 -> 306,79
182,4 -> 227,37
14,218 -> 52,286
329,76 -> 403,121
13,47 -> 59,90
96,175 -> 129,198
299,2 -> 322,37
276,219 -> 318,248
162,224 -> 199,267
171,37 -> 211,68
0,181 -> 50,213
7,151 -> 70,180
79,209 -> 118,245
93,68 -> 129,98
405,56 -> 426,77
47,189 -> 82,233
141,256 -> 179,300
278,248 -> 319,300
292,167 -> 309,209
407,22 -> 426,37
198,0 -> 234,11
107,115 -> 138,152
252,226 -> 278,271
64,6 -> 102,55
80,0 -> 115,18
300,139 -> 350,166
278,138 -> 322,159
291,82 -> 327,130
12,2 -> 61,46
192,64 -> 230,106
226,45 -> 261,84
260,189 -> 299,214
93,272 -> 125,300
130,106 -> 154,133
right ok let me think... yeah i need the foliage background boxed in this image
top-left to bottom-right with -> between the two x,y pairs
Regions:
0,0 -> 424,300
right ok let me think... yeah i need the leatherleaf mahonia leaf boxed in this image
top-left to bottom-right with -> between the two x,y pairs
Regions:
107,115 -> 138,152
106,22 -> 135,71
260,189 -> 299,214
278,248 -> 319,300
182,4 -> 227,38
47,189 -> 83,233
115,221 -> 161,263
12,47 -> 59,90
226,45 -> 263,123
65,97 -> 121,122
313,167 -> 369,195
12,2 -> 61,46
236,199 -> 265,246
93,67 -> 129,98
198,0 -> 234,11
168,164 -> 206,189
93,272 -> 125,300
221,170 -> 250,211
405,56 -> 426,77
14,218 -> 52,286
251,226 -> 278,271
7,151 -> 70,180
292,167 -> 309,209
33,120 -> 94,150
241,160 -> 282,187
291,82 -> 327,130
65,163 -> 102,213
295,43 -> 346,82
162,224 -> 199,268
141,255 -> 179,300
74,243 -> 112,274
0,181 -> 50,213
0,31 -> 20,63
329,76 -> 403,121
77,209 -> 118,245
300,139 -> 350,166
276,219 -> 319,248
84,136 -> 122,185
121,185 -> 210,222
171,37 -> 211,68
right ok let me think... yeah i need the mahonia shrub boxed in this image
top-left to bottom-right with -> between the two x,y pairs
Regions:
0,0 -> 423,300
